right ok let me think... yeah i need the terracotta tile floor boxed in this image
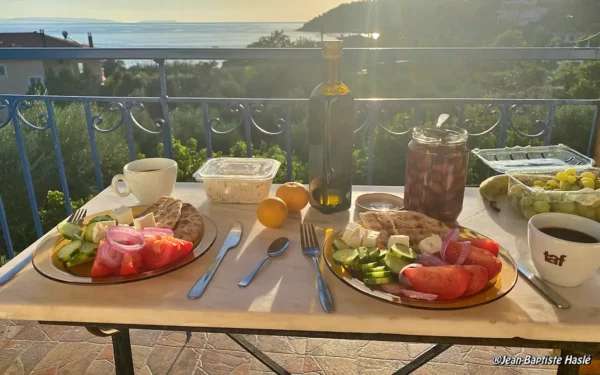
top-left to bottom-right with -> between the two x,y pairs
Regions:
0,320 -> 558,374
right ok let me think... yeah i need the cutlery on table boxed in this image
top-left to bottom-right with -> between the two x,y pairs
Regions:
516,261 -> 570,309
0,208 -> 87,286
301,223 -> 334,313
188,221 -> 242,299
238,237 -> 290,287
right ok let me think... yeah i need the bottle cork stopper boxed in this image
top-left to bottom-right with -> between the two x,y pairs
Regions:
322,40 -> 343,59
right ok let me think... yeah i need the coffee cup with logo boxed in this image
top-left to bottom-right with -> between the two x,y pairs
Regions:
111,158 -> 178,205
528,212 -> 600,287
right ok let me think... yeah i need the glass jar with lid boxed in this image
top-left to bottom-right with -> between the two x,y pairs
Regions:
404,127 -> 469,222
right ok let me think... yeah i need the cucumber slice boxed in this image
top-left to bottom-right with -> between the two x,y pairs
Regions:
368,248 -> 380,262
378,249 -> 388,260
88,215 -> 114,224
57,240 -> 82,262
360,262 -> 379,271
67,249 -> 97,268
333,249 -> 359,266
358,247 -> 370,264
83,222 -> 97,242
81,241 -> 99,253
383,252 -> 411,274
332,239 -> 349,251
367,266 -> 387,273
389,244 -> 418,262
364,276 -> 395,285
364,270 -> 392,278
57,222 -> 82,240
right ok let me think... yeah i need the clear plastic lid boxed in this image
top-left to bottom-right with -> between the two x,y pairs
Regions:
193,157 -> 281,181
471,144 -> 594,173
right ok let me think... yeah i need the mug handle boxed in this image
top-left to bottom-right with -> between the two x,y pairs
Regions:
111,174 -> 131,197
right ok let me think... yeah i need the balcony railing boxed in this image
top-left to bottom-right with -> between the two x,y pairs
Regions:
0,47 -> 599,260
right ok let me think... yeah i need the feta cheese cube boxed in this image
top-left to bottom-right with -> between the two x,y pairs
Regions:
133,213 -> 156,230
341,222 -> 361,244
362,230 -> 380,247
347,228 -> 365,248
418,235 -> 443,254
113,206 -> 134,225
387,235 -> 410,249
92,220 -> 117,243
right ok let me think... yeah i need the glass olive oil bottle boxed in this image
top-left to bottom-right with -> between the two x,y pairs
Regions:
308,41 -> 355,214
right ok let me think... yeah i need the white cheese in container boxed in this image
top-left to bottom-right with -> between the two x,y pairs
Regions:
193,158 -> 281,204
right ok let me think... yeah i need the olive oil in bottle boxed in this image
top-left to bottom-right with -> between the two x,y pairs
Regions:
308,41 -> 355,214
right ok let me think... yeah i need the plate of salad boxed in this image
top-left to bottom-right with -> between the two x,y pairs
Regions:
32,203 -> 218,285
323,211 -> 517,310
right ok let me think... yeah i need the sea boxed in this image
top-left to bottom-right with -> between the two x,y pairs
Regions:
0,21 -> 324,65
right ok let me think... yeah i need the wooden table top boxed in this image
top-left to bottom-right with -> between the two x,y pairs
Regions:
0,183 -> 598,343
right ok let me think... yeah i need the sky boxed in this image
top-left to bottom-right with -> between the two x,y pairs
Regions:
2,0 -> 350,22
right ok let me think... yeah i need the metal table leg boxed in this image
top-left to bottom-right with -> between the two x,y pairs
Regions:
393,344 -> 452,375
86,327 -> 135,375
228,334 -> 291,375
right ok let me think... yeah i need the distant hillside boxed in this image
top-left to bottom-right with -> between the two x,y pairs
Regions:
298,0 -> 501,41
298,0 -> 600,43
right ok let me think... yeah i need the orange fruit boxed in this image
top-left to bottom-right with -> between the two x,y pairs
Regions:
276,182 -> 309,213
257,197 -> 288,228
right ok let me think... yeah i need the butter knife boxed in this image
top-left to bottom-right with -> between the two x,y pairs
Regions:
516,262 -> 570,309
188,222 -> 242,299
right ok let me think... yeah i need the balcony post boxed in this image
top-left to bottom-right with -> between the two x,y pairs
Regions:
592,105 -> 600,163
155,59 -> 174,159
0,195 -> 15,259
8,100 -> 43,237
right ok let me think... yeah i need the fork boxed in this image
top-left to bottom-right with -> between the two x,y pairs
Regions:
0,208 -> 87,286
300,223 -> 334,313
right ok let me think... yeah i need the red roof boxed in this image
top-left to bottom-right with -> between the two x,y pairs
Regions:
0,32 -> 86,48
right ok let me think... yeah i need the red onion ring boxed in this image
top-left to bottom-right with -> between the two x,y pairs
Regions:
440,228 -> 459,262
416,253 -> 447,267
142,228 -> 174,237
454,241 -> 471,265
98,241 -> 123,270
105,226 -> 145,254
398,263 -> 423,287
400,290 -> 438,301
379,283 -> 405,296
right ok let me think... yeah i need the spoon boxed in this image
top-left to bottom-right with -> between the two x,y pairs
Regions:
238,237 -> 290,287
436,113 -> 450,128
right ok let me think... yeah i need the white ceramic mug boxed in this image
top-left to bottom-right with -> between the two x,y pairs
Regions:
528,213 -> 600,287
111,158 -> 178,204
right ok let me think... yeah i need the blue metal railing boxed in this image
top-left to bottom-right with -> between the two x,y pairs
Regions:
0,47 -> 599,260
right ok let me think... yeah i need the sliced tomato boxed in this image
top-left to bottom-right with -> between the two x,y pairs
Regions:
462,265 -> 489,296
445,241 -> 502,281
172,238 -> 194,259
120,253 -> 143,276
403,265 -> 471,301
460,238 -> 499,257
140,237 -> 180,270
90,255 -> 114,278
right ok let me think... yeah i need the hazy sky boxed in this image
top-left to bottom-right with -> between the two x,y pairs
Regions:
3,0 -> 350,22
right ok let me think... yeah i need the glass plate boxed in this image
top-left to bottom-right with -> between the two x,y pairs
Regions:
323,226 -> 518,310
32,206 -> 218,285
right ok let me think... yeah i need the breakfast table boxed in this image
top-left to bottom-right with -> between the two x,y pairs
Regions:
1,183 -> 599,375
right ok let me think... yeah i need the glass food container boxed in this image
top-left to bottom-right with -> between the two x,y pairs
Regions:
193,158 -> 281,204
404,127 -> 469,222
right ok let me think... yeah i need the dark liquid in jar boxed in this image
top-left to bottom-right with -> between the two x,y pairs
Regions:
404,142 -> 469,222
